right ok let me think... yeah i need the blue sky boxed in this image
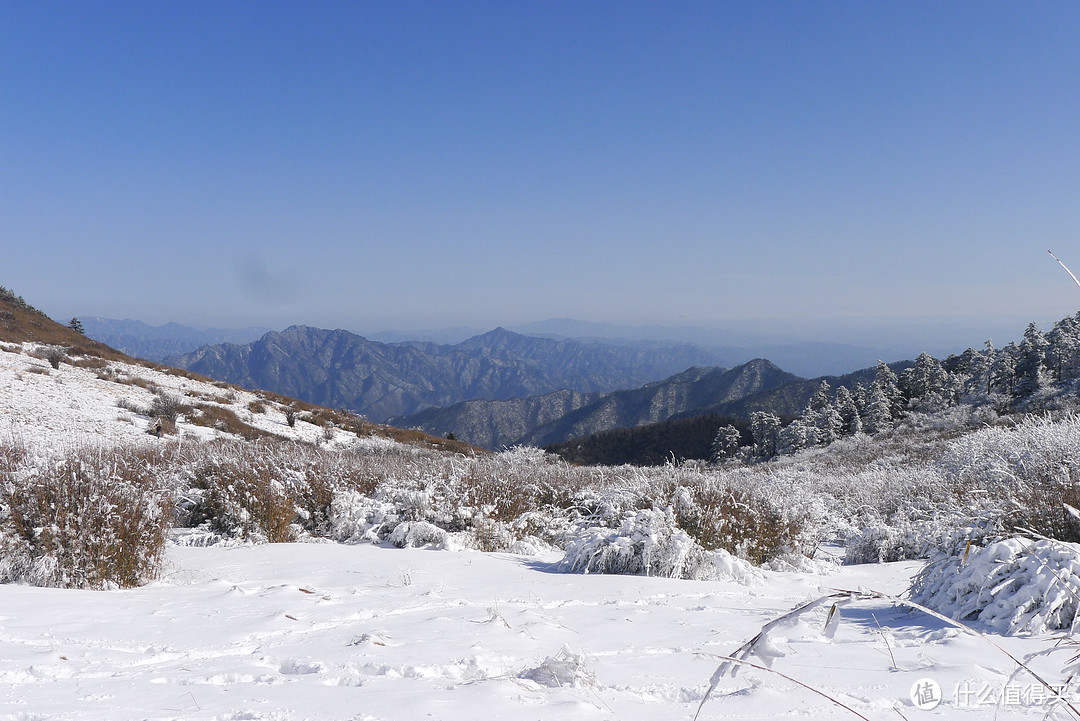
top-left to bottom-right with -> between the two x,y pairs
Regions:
2,1 -> 1079,350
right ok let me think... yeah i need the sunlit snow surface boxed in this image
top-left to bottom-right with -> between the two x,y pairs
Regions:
0,544 -> 1070,720
0,342 -> 397,451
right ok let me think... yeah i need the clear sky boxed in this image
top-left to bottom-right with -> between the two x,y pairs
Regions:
2,1 -> 1079,350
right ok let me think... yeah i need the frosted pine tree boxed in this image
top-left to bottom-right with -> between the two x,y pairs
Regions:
834,385 -> 862,436
951,343 -> 993,400
900,352 -> 949,410
862,383 -> 893,434
710,424 -> 741,463
778,418 -> 812,454
872,362 -> 904,421
750,411 -> 781,459
1046,314 -> 1080,381
1015,322 -> 1048,396
803,380 -> 842,445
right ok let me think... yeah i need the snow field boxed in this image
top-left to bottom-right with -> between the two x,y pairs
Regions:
0,543 -> 1072,720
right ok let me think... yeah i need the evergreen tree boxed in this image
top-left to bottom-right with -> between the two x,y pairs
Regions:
953,344 -> 992,401
750,411 -> 781,459
1015,323 -> 1048,396
778,418 -> 813,454
991,342 -> 1020,396
979,340 -> 998,396
852,382 -> 870,419
805,380 -> 842,445
862,382 -> 893,434
1047,314 -> 1080,381
872,361 -> 904,420
900,352 -> 950,410
68,317 -> 84,334
710,424 -> 741,463
834,385 -> 862,435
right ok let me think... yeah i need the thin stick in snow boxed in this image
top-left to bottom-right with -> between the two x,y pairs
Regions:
1049,250 -> 1080,290
697,654 -> 874,721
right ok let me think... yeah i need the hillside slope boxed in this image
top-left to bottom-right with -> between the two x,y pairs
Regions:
0,289 -> 477,455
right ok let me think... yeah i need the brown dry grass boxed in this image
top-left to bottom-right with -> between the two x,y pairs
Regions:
0,296 -> 128,362
72,356 -> 110,370
0,445 -> 173,588
187,447 -> 299,543
186,403 -> 274,441
674,482 -> 803,564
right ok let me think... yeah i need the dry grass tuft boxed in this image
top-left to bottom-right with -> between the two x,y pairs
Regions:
0,446 -> 173,588
186,404 -> 273,441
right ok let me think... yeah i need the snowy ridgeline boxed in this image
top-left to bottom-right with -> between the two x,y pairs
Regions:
6,341 -> 1080,638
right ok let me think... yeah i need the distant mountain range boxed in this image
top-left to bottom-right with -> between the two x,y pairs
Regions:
166,326 -> 729,422
394,357 -> 920,452
368,318 -> 908,378
392,359 -> 801,448
161,320 -> 923,450
85,314 -> 917,378
80,318 -> 271,361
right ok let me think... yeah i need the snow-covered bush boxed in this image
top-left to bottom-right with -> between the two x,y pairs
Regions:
519,646 -> 597,688
670,477 -> 810,564
180,443 -> 305,543
911,537 -> 1080,634
0,445 -> 172,588
938,413 -> 1080,541
558,508 -> 761,583
387,520 -> 448,548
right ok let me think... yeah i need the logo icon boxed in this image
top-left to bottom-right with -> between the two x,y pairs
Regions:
910,678 -> 942,710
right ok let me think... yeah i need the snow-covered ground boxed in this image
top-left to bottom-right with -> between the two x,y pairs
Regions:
0,541 -> 1073,720
3,343 -> 1080,719
0,343 -> 394,451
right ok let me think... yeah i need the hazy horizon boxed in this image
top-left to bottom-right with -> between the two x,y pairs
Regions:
74,308 -> 1062,363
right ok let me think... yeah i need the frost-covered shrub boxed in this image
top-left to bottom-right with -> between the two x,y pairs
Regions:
149,392 -> 186,423
0,446 -> 172,588
911,537 -> 1080,635
843,523 -> 951,564
43,345 -> 67,370
467,518 -> 518,552
938,414 -> 1080,541
558,508 -> 761,583
180,445 -> 303,543
387,520 -> 448,548
671,478 -> 807,564
519,646 -> 597,688
324,490 -> 397,543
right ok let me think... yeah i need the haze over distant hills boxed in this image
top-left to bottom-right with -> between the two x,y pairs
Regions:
167,326 -> 729,422
80,317 -> 271,362
87,313 -> 958,379
365,318 -> 919,378
89,315 -> 943,454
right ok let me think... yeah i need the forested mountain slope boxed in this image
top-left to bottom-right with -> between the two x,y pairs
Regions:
397,359 -> 800,449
